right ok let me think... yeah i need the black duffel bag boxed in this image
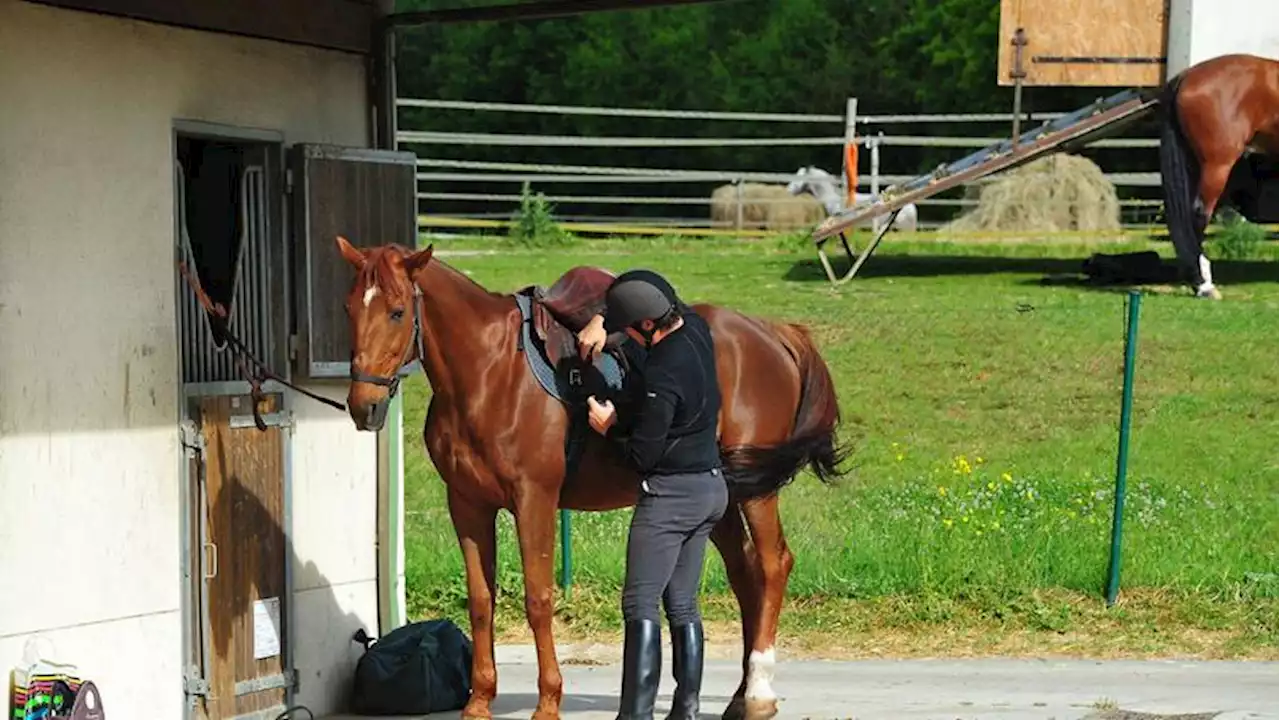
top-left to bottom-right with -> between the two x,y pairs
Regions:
350,619 -> 473,715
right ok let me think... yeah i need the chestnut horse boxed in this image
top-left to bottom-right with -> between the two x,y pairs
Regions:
1158,53 -> 1278,299
334,236 -> 850,720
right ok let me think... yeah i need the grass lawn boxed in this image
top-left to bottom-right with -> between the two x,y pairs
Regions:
399,232 -> 1279,659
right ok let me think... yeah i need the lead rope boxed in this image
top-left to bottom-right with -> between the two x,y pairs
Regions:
177,260 -> 348,431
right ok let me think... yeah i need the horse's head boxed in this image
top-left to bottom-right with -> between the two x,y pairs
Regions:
335,235 -> 435,432
785,166 -> 811,195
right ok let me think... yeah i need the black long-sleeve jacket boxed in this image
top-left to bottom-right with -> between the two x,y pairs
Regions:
607,311 -> 721,475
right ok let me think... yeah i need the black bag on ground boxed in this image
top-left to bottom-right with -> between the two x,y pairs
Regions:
349,619 -> 473,715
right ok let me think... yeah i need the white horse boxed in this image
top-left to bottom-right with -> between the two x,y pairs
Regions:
785,165 -> 919,234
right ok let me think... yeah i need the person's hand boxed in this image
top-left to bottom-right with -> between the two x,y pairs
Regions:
586,396 -> 617,435
577,315 -> 608,359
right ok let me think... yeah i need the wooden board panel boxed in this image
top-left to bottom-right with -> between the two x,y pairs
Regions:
200,393 -> 288,720
998,0 -> 1169,86
292,144 -> 418,379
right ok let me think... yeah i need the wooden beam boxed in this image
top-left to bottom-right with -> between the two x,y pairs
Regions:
385,0 -> 742,27
371,0 -> 396,151
23,0 -> 374,55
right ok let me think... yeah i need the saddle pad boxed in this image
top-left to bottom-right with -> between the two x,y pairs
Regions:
514,291 -> 625,402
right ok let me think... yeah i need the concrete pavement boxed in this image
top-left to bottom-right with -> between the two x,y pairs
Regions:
324,644 -> 1278,720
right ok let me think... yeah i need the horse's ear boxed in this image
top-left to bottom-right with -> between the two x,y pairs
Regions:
404,243 -> 434,275
336,235 -> 367,270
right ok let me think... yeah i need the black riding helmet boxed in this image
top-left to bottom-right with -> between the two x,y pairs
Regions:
602,269 -> 684,334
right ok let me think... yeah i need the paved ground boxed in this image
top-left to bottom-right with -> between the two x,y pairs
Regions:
325,644 -> 1278,720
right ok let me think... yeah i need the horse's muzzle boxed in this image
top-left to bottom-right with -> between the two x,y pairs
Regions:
357,399 -> 390,432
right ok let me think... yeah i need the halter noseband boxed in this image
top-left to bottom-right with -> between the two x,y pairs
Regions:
349,284 -> 426,399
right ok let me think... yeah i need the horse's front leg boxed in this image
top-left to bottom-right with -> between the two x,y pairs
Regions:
512,483 -> 564,719
446,487 -> 500,719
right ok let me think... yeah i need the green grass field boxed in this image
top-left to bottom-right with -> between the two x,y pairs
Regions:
399,233 -> 1279,658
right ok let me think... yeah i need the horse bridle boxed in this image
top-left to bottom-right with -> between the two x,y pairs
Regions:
348,285 -> 426,399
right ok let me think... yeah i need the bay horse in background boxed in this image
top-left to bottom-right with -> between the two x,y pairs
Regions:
1158,53 -> 1278,299
334,236 -> 852,720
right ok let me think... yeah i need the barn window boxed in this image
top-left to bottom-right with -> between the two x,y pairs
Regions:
175,132 -> 288,385
289,144 -> 418,381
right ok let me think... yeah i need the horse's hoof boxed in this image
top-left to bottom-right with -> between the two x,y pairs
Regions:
530,708 -> 561,720
721,697 -> 746,720
462,702 -> 494,720
1196,286 -> 1223,300
744,698 -> 779,720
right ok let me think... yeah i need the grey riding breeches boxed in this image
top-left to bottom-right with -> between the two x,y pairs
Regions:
621,468 -> 729,625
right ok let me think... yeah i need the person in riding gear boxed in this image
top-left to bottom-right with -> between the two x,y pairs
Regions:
578,269 -> 727,720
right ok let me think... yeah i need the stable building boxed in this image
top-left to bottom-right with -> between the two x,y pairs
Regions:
0,1 -> 414,718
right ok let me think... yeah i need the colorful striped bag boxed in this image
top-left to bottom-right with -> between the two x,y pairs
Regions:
8,638 -> 102,720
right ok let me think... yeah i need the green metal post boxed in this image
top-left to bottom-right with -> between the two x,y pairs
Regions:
559,508 -> 573,596
1105,290 -> 1142,607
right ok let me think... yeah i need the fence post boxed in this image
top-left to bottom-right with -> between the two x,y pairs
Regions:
844,97 -> 858,208
1105,290 -> 1142,607
870,132 -> 882,197
734,178 -> 744,230
560,508 -> 573,596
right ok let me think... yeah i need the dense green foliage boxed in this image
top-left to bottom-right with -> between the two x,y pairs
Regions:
392,0 -> 1159,222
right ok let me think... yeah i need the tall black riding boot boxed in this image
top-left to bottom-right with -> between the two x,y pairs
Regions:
665,622 -> 704,720
616,619 -> 662,720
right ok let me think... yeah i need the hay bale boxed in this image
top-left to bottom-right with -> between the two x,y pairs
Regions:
940,154 -> 1121,236
711,182 -> 826,231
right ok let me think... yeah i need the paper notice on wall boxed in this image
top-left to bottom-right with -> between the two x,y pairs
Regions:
253,597 -> 282,660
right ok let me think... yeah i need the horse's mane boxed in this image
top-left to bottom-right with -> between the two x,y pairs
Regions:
363,243 -> 507,304
358,244 -> 417,304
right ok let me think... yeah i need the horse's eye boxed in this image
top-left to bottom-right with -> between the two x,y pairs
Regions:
389,308 -> 405,322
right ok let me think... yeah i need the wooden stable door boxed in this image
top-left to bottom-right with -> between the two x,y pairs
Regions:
188,392 -> 290,720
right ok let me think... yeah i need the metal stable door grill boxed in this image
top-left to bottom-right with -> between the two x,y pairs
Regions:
176,160 -> 277,384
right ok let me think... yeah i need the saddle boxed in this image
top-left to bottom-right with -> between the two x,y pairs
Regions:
514,266 -> 647,479
536,265 -> 617,335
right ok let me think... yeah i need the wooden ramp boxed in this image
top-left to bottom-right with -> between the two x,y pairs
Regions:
809,88 -> 1160,285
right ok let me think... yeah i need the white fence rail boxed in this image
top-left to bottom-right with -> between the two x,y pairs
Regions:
397,96 -> 1163,231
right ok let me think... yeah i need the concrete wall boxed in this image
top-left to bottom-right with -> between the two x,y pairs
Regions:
0,1 -> 381,717
1167,0 -> 1280,76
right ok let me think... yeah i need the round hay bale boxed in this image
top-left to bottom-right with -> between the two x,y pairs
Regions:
710,182 -> 825,231
940,153 -> 1122,237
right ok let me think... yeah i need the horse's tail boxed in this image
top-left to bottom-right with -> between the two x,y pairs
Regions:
720,321 -> 853,499
1158,74 -> 1202,263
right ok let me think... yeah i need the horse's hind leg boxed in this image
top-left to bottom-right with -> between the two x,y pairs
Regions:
738,494 -> 794,720
1189,155 -> 1241,298
511,484 -> 564,719
447,488 -> 500,719
710,504 -> 761,720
